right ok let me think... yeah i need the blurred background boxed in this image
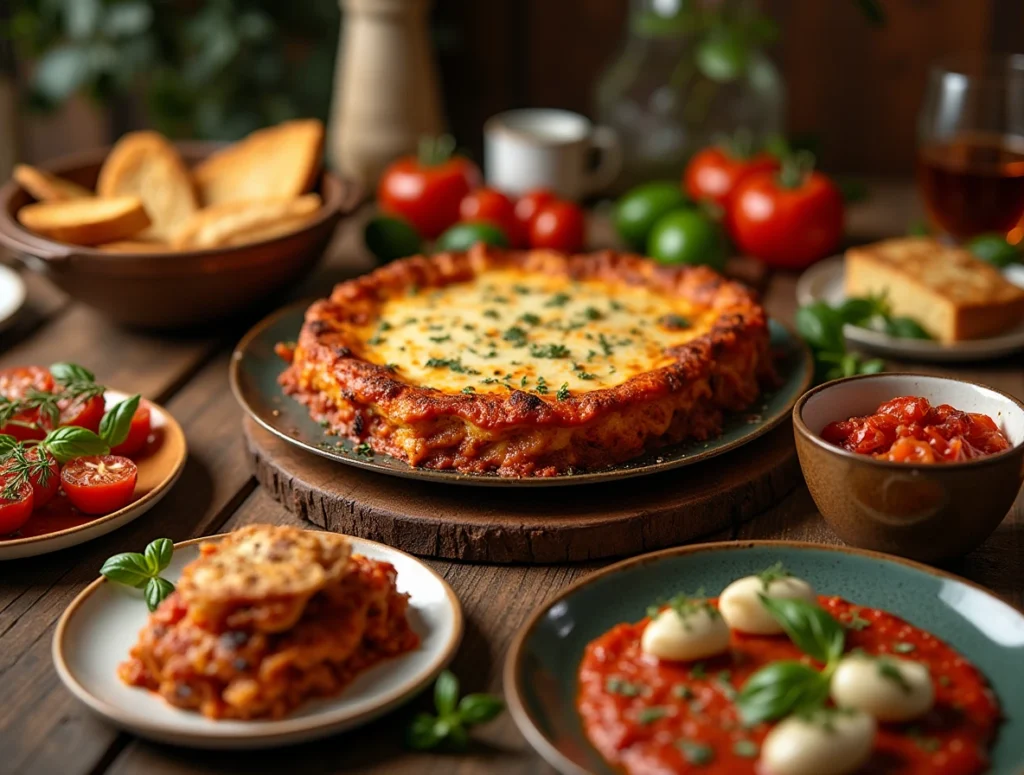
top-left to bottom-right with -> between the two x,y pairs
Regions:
2,0 -> 1022,178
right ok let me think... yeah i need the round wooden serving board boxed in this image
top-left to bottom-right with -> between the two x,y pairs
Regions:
244,417 -> 803,564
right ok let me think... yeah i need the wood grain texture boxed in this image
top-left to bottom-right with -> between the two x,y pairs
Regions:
244,417 -> 801,563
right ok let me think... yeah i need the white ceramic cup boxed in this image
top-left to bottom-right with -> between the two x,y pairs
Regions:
483,109 -> 622,200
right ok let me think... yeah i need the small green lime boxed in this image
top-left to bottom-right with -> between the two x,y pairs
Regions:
967,233 -> 1020,268
647,209 -> 727,270
615,182 -> 691,251
364,215 -> 423,263
434,221 -> 509,253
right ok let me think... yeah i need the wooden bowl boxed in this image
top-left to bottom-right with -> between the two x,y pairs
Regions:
793,373 -> 1024,562
0,142 -> 363,329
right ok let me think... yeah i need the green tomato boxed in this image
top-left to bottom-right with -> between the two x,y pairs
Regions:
646,209 -> 727,271
967,233 -> 1020,268
615,182 -> 690,251
434,221 -> 509,253
364,215 -> 423,263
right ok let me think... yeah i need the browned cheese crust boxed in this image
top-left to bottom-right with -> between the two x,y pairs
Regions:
279,246 -> 774,477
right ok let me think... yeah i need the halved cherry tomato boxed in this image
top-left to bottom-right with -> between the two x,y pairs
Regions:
684,146 -> 779,209
61,455 -> 138,515
529,201 -> 586,252
111,402 -> 152,457
514,188 -> 557,234
47,394 -> 106,433
0,366 -> 53,441
377,136 -> 482,239
459,188 -> 525,247
0,477 -> 34,535
1,447 -> 59,508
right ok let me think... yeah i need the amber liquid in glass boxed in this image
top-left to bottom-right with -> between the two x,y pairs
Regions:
916,132 -> 1024,239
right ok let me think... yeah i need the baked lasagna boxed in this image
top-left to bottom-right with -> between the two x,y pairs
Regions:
279,246 -> 773,477
118,525 -> 419,719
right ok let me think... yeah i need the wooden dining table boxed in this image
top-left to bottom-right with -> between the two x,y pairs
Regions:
1,181 -> 1021,775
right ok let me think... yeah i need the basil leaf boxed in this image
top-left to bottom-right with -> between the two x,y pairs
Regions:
857,358 -> 886,375
406,712 -> 444,750
50,362 -> 96,385
40,425 -> 110,463
795,302 -> 845,353
836,297 -> 881,327
737,661 -> 830,724
434,669 -> 459,716
884,316 -> 932,340
144,538 -> 173,574
100,552 -> 153,589
457,693 -> 505,725
99,394 -> 140,447
759,596 -> 845,665
144,576 -> 175,612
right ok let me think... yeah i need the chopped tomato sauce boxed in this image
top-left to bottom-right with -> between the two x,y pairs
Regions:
820,396 -> 1012,463
578,596 -> 1000,775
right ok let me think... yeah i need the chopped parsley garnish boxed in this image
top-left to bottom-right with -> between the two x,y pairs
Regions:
424,357 -> 480,375
907,726 -> 941,752
535,376 -> 548,395
428,334 -> 451,343
512,284 -> 531,295
756,561 -> 792,591
671,684 -> 693,699
877,660 -> 912,693
892,642 -> 917,654
483,309 -> 501,319
502,327 -> 528,346
598,333 -> 614,356
675,740 -> 714,765
479,377 -> 500,384
733,740 -> 758,758
583,306 -> 603,321
689,662 -> 707,680
385,363 -> 399,372
844,609 -> 871,631
354,442 -> 374,458
461,386 -> 475,394
606,677 -> 645,697
530,343 -> 571,359
519,313 -> 541,326
715,671 -> 737,699
544,292 -> 571,307
520,375 -> 529,388
609,300 -> 625,312
574,368 -> 597,380
556,383 -> 570,401
637,706 -> 669,725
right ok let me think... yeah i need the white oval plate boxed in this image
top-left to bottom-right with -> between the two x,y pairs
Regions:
0,390 -> 187,560
53,533 -> 464,749
0,263 -> 26,332
797,256 -> 1024,362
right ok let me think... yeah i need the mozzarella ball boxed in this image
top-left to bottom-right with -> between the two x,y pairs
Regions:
640,606 -> 730,662
830,654 -> 934,722
760,710 -> 876,775
719,575 -> 817,635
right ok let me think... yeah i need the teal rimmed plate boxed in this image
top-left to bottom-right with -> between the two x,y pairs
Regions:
505,541 -> 1024,774
230,302 -> 812,487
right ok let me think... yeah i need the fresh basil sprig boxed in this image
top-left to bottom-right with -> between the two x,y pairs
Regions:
758,596 -> 845,665
38,425 -> 109,463
100,538 -> 176,611
407,669 -> 504,751
99,394 -> 140,448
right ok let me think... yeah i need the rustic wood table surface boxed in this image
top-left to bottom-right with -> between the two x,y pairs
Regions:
1,182 -> 1021,775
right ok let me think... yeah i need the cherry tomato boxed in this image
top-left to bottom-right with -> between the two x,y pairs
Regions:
0,366 -> 53,441
459,188 -> 525,247
684,146 -> 779,209
0,477 -> 34,535
60,455 -> 138,515
46,394 -> 106,433
730,163 -> 844,269
377,136 -> 482,239
111,402 -> 152,458
529,201 -> 586,252
1,447 -> 59,508
514,188 -> 557,233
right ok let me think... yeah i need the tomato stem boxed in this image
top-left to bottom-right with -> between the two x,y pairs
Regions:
777,150 -> 816,190
716,127 -> 756,161
417,134 -> 457,167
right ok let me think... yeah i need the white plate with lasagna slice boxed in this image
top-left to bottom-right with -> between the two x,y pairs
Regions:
52,527 -> 463,748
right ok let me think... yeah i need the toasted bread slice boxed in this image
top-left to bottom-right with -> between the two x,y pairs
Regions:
192,119 -> 323,207
17,196 -> 151,246
13,164 -> 93,201
222,208 -> 321,247
845,237 -> 1024,342
96,131 -> 199,241
173,194 -> 322,249
97,240 -> 174,253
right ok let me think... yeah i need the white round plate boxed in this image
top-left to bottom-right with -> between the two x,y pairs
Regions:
0,390 -> 187,560
797,256 -> 1024,362
52,533 -> 464,749
0,263 -> 26,332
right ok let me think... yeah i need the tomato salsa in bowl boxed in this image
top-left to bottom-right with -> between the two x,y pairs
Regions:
792,373 -> 1024,562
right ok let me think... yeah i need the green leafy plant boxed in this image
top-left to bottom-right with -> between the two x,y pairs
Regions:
100,537 -> 175,611
407,670 -> 504,751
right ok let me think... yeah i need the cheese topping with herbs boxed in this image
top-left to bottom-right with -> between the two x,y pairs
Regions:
355,269 -> 712,396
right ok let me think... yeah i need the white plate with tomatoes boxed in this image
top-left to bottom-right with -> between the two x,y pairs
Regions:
0,364 -> 186,560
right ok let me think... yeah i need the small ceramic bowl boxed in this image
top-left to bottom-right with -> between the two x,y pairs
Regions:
0,142 -> 364,329
793,373 -> 1024,562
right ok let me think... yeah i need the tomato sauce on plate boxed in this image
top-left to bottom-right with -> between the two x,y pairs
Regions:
820,397 -> 1011,463
578,596 -> 1000,774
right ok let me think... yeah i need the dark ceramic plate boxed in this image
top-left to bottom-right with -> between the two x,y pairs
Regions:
230,302 -> 812,488
505,541 -> 1024,775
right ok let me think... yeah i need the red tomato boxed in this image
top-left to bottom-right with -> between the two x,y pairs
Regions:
514,188 -> 557,233
111,402 -> 152,457
0,477 -> 34,535
684,147 -> 779,209
377,138 -> 482,239
730,169 -> 844,269
459,188 -> 525,247
46,394 -> 106,433
529,201 -> 586,252
60,455 -> 138,515
1,447 -> 59,508
0,366 -> 53,441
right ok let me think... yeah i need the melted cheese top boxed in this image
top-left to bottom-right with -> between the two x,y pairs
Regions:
355,269 -> 714,397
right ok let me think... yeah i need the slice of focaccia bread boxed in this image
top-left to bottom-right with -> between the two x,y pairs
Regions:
845,237 -> 1024,342
14,164 -> 93,201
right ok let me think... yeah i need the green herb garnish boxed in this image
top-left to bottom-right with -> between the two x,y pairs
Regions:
892,641 -> 916,654
354,442 -> 374,458
529,343 -> 571,359
733,740 -> 758,758
544,292 -> 571,307
100,538 -> 175,611
606,677 -> 645,697
675,740 -> 714,765
658,314 -> 691,330
556,383 -> 570,401
637,706 -> 669,725
519,313 -> 541,326
756,561 -> 791,591
407,670 -> 504,751
502,327 -> 528,346
425,358 -> 480,375
877,659 -> 912,693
